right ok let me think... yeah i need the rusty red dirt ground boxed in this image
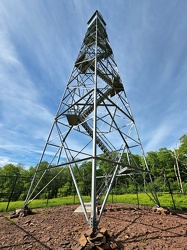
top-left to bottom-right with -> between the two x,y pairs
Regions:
0,204 -> 187,249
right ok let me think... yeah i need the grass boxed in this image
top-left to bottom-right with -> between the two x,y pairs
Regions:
0,193 -> 187,212
0,196 -> 90,212
157,192 -> 187,210
108,192 -> 187,210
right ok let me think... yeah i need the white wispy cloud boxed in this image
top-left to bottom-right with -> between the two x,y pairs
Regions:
0,1 -> 85,167
0,6 -> 55,166
0,156 -> 18,167
143,108 -> 186,153
144,122 -> 173,152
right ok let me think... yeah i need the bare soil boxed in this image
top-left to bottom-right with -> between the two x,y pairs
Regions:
0,204 -> 187,249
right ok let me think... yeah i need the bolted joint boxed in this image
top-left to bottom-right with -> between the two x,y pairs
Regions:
89,217 -> 99,230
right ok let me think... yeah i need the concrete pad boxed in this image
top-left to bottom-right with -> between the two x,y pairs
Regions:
74,202 -> 93,214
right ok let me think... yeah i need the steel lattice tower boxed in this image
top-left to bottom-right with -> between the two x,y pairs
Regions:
24,11 -> 159,229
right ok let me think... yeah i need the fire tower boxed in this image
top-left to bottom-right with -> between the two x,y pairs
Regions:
24,11 -> 159,229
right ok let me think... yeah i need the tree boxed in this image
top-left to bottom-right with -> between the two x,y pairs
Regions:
179,134 -> 187,156
146,148 -> 177,192
58,182 -> 71,197
178,134 -> 187,173
0,164 -> 25,201
77,161 -> 92,196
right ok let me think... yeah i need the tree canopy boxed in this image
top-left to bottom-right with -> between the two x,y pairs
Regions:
1,134 -> 187,202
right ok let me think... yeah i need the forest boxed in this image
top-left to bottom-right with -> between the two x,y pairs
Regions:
0,134 -> 187,202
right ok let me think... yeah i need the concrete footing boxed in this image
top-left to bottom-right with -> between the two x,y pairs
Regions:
74,202 -> 93,214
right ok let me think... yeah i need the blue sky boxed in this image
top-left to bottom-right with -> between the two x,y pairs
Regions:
0,0 -> 187,167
